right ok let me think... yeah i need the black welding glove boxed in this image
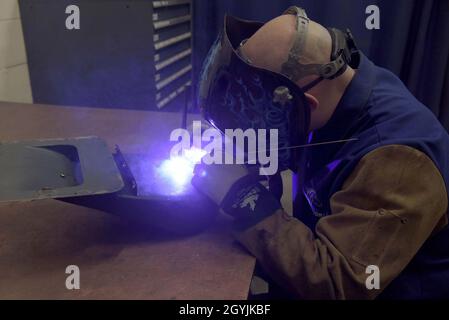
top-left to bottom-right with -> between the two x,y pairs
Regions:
191,163 -> 282,230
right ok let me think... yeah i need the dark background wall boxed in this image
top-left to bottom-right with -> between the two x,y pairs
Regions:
193,0 -> 449,129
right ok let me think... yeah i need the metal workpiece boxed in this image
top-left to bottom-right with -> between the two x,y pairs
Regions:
0,136 -> 124,202
62,145 -> 219,235
0,136 -> 218,235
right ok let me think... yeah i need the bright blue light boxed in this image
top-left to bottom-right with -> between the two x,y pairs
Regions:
156,148 -> 206,195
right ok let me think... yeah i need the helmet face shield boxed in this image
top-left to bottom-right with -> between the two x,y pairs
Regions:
198,15 -> 311,171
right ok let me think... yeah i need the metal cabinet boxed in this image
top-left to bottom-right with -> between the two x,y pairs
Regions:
19,0 -> 193,111
152,0 -> 193,110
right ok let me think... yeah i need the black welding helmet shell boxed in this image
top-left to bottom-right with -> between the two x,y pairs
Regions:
198,14 -> 311,172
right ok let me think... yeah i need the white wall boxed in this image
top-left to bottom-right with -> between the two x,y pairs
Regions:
0,0 -> 33,103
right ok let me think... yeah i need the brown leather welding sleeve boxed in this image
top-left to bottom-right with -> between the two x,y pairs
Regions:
234,145 -> 448,299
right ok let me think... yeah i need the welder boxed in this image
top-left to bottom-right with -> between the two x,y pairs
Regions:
191,6 -> 449,299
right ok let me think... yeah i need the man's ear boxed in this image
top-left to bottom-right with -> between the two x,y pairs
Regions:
304,93 -> 319,111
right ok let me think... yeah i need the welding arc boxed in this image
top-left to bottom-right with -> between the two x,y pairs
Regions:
245,138 -> 359,155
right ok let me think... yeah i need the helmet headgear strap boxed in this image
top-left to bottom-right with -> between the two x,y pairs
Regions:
280,6 -> 359,91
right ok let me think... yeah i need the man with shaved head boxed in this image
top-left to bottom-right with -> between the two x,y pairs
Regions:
240,12 -> 349,131
193,7 -> 449,299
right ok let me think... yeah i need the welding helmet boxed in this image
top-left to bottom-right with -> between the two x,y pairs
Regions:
198,6 -> 360,171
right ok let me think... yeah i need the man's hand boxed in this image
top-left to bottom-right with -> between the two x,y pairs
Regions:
191,163 -> 282,228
